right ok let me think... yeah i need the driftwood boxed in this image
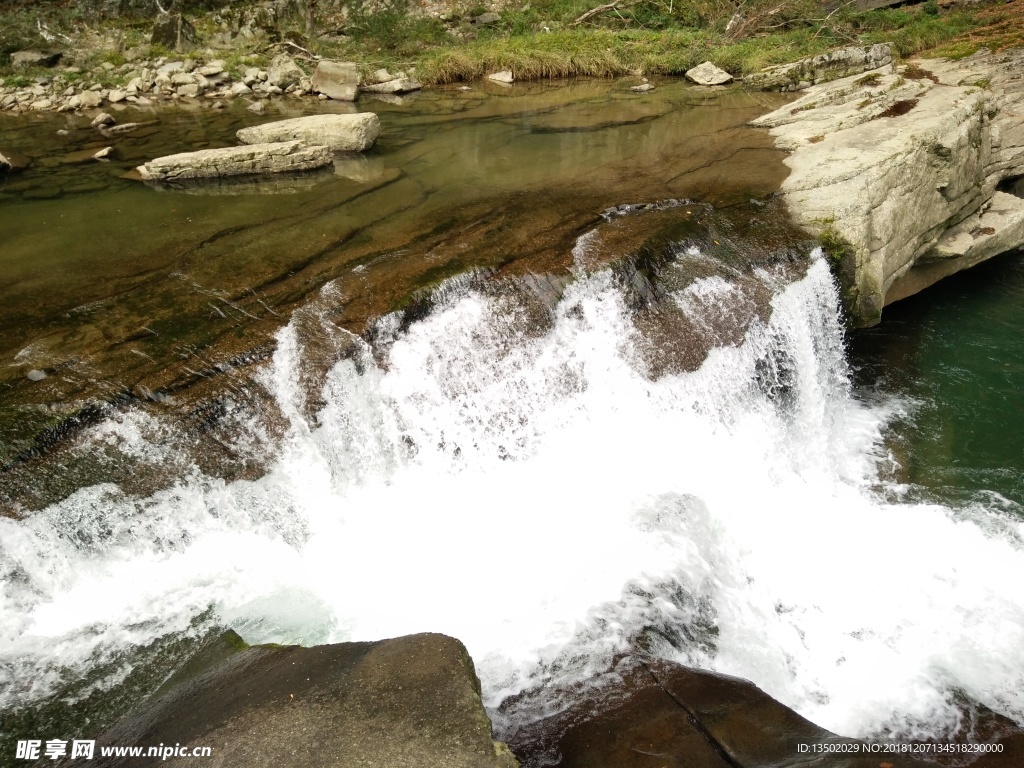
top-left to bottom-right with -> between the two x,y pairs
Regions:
571,1 -> 621,26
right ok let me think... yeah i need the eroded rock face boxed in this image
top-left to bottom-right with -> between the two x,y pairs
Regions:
745,43 -> 893,92
751,48 -> 1024,325
236,113 -> 381,152
136,140 -> 333,181
93,633 -> 517,768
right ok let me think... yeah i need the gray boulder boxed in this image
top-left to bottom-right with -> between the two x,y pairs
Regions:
76,90 -> 105,108
685,61 -> 733,86
151,13 -> 199,53
136,141 -> 333,181
360,77 -> 422,95
10,50 -> 62,68
267,54 -> 303,89
311,60 -> 360,101
744,43 -> 892,91
96,633 -> 517,768
237,113 -> 381,152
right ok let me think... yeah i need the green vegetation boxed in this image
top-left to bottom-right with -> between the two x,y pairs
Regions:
299,0 -> 989,83
815,221 -> 856,272
0,0 -> 1006,86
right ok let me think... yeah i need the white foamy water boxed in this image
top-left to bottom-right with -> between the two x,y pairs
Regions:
1,252 -> 1023,740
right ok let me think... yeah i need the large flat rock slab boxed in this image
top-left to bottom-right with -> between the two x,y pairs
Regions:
237,113 -> 381,152
751,48 -> 1024,325
90,633 -> 516,768
136,140 -> 333,181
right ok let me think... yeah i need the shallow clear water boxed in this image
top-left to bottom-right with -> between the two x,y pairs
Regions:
0,81 -> 789,476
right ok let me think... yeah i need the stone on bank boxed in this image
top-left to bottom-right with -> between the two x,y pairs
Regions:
236,113 -> 381,153
685,61 -> 733,86
136,141 -> 333,181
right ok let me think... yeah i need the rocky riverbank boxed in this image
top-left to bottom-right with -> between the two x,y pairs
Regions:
0,43 -> 421,117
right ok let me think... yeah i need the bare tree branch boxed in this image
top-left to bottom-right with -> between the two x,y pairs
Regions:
571,1 -> 621,26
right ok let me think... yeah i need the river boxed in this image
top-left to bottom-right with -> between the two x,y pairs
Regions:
0,80 -> 1022,762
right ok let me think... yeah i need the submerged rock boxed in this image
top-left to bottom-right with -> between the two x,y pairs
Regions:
236,113 -> 381,152
685,61 -> 733,86
267,54 -> 303,89
97,633 -> 517,768
135,140 -> 333,181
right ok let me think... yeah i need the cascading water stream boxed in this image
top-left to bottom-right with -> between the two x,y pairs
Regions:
1,238 -> 1023,745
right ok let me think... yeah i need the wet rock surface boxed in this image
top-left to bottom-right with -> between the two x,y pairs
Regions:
89,633 -> 516,768
505,657 -> 1021,768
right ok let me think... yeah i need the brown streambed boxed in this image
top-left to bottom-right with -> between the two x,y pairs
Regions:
0,78 -> 795,511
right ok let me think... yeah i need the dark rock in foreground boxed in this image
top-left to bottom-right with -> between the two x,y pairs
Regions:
93,632 -> 517,767
506,657 -> 1020,767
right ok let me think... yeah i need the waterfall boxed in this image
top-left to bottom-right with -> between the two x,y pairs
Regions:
2,243 -> 1022,743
